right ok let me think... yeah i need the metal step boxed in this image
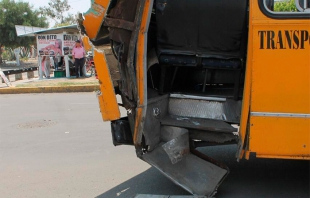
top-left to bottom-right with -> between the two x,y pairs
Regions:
142,126 -> 228,197
169,94 -> 242,124
161,115 -> 237,133
142,143 -> 227,197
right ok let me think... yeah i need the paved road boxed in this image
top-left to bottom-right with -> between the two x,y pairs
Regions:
0,93 -> 309,198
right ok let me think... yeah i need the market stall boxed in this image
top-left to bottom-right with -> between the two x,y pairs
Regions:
17,25 -> 83,79
37,29 -> 82,78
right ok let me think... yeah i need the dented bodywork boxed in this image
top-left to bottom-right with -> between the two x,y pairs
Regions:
80,0 -> 310,196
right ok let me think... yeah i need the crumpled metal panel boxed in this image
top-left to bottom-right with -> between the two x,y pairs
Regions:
143,95 -> 169,151
142,142 -> 228,197
161,126 -> 189,164
161,115 -> 237,133
142,126 -> 228,197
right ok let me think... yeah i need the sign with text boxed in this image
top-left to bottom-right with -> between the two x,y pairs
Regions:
36,34 -> 82,56
37,34 -> 63,56
63,34 -> 79,55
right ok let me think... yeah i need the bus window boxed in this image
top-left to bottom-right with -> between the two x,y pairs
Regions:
295,0 -> 310,12
259,0 -> 310,19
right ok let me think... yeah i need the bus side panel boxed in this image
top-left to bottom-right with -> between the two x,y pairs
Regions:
248,1 -> 310,159
249,116 -> 310,159
251,24 -> 310,114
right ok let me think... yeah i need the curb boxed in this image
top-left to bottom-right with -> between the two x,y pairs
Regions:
0,85 -> 100,94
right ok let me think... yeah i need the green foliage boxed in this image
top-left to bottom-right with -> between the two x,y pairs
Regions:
0,0 -> 47,63
274,0 -> 298,12
21,56 -> 29,61
1,47 -> 15,61
1,46 -> 34,61
1,48 -> 11,61
40,0 -> 76,27
0,0 -> 48,49
19,46 -> 31,58
54,21 -> 73,28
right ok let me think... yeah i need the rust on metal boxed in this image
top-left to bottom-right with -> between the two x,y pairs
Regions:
133,0 -> 152,145
104,18 -> 135,31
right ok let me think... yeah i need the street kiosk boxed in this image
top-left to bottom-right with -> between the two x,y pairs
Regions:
17,25 -> 83,79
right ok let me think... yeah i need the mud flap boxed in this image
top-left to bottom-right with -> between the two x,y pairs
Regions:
111,117 -> 134,146
141,126 -> 228,197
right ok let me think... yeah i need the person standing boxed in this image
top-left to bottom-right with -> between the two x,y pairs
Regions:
72,40 -> 85,78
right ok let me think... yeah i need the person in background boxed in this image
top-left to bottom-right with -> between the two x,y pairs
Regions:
72,40 -> 85,78
41,50 -> 51,78
49,51 -> 56,70
55,54 -> 62,70
57,56 -> 64,70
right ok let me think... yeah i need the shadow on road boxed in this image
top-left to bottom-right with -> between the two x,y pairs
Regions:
95,167 -> 189,198
96,145 -> 310,198
204,146 -> 310,198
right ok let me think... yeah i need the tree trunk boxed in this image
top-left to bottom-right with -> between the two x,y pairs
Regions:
0,44 -> 3,64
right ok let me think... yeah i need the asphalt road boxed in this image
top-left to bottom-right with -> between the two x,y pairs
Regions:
0,93 -> 309,198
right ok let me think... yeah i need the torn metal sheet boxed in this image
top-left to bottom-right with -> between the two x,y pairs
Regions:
170,94 -> 226,102
142,125 -> 228,197
189,130 -> 238,143
143,95 -> 169,151
142,142 -> 228,197
161,126 -> 189,164
104,18 -> 135,31
161,115 -> 237,133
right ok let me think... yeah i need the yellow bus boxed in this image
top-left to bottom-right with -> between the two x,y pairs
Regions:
79,0 -> 310,196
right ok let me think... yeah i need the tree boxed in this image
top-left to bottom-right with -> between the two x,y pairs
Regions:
274,0 -> 298,12
0,0 -> 48,63
40,0 -> 76,27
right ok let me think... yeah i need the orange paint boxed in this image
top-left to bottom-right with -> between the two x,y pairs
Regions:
133,0 -> 153,145
238,0 -> 254,159
83,0 -> 109,40
249,116 -> 310,159
239,1 -> 310,159
94,49 -> 120,121
82,0 -> 310,160
81,36 -> 93,52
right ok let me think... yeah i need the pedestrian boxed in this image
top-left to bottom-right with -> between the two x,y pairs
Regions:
56,56 -> 64,70
72,40 -> 85,78
41,50 -> 51,78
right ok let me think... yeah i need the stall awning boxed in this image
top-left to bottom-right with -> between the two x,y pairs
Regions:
16,24 -> 78,37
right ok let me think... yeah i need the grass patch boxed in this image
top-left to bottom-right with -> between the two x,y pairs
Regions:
56,81 -> 99,86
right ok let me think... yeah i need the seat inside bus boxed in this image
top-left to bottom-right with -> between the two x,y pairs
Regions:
153,0 -> 249,100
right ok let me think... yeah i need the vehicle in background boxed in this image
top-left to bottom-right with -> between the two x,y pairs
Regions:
85,51 -> 96,77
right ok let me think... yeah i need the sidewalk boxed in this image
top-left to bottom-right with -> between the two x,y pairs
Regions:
0,59 -> 99,94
